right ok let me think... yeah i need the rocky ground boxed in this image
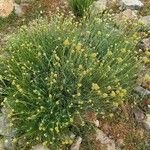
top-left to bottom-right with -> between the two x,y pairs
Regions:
0,0 -> 150,150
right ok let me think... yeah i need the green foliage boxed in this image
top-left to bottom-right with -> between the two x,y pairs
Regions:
68,0 -> 94,17
0,13 -> 140,149
0,11 -> 17,31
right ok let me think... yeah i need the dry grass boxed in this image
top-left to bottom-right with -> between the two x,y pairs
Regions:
140,0 -> 150,15
38,0 -> 68,16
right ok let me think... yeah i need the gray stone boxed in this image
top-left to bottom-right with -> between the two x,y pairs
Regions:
4,137 -> 16,150
32,145 -> 50,150
133,108 -> 145,122
134,86 -> 150,96
137,38 -> 150,50
118,0 -> 143,10
14,2 -> 31,16
0,140 -> 4,150
143,114 -> 150,131
0,113 -> 15,137
70,137 -> 82,150
115,9 -> 138,23
139,16 -> 150,31
140,16 -> 150,26
0,114 -> 7,136
96,129 -> 117,150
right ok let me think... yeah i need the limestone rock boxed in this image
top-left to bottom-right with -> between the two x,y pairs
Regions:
143,114 -> 150,131
140,16 -> 150,27
0,0 -> 14,17
70,137 -> 82,150
139,16 -> 150,31
134,86 -> 150,96
0,114 -> 10,136
14,2 -> 31,16
115,9 -> 138,22
0,140 -> 4,150
96,129 -> 117,150
32,145 -> 50,150
138,37 -> 150,50
118,0 -> 143,10
133,107 -> 145,122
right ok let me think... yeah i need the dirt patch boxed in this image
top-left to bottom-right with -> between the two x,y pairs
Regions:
39,0 -> 68,16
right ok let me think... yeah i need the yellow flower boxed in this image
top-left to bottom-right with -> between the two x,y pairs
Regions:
110,91 -> 116,97
54,74 -> 58,78
145,51 -> 150,56
79,64 -> 83,69
88,99 -> 92,103
107,86 -> 111,90
97,31 -> 101,35
109,113 -> 114,118
103,93 -> 108,98
56,101 -> 59,105
77,83 -> 82,87
12,138 -> 17,143
12,80 -> 16,85
91,53 -> 97,58
75,43 -> 82,51
63,39 -> 70,46
68,139 -> 73,144
107,50 -> 113,56
113,102 -> 119,107
55,127 -> 59,133
117,57 -> 123,63
58,37 -> 61,40
144,74 -> 150,81
121,48 -> 126,53
143,57 -> 149,63
77,93 -> 81,96
70,118 -> 74,123
116,90 -> 120,94
122,89 -> 127,94
91,83 -> 100,91
62,141 -> 65,145
118,92 -> 124,97
43,141 -> 48,146
38,52 -> 42,57
50,128 -> 53,132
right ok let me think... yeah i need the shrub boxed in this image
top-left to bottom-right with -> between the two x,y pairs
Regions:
0,13 -> 140,149
67,0 -> 94,17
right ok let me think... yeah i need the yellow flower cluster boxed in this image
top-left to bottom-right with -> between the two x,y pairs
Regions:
75,43 -> 82,51
63,39 -> 70,46
143,57 -> 149,63
91,83 -> 100,91
144,74 -> 150,81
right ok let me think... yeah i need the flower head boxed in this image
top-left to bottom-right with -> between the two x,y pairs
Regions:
75,43 -> 82,51
63,39 -> 70,46
91,83 -> 100,91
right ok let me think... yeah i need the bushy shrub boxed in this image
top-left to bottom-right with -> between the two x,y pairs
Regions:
68,0 -> 94,17
0,13 -> 140,149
